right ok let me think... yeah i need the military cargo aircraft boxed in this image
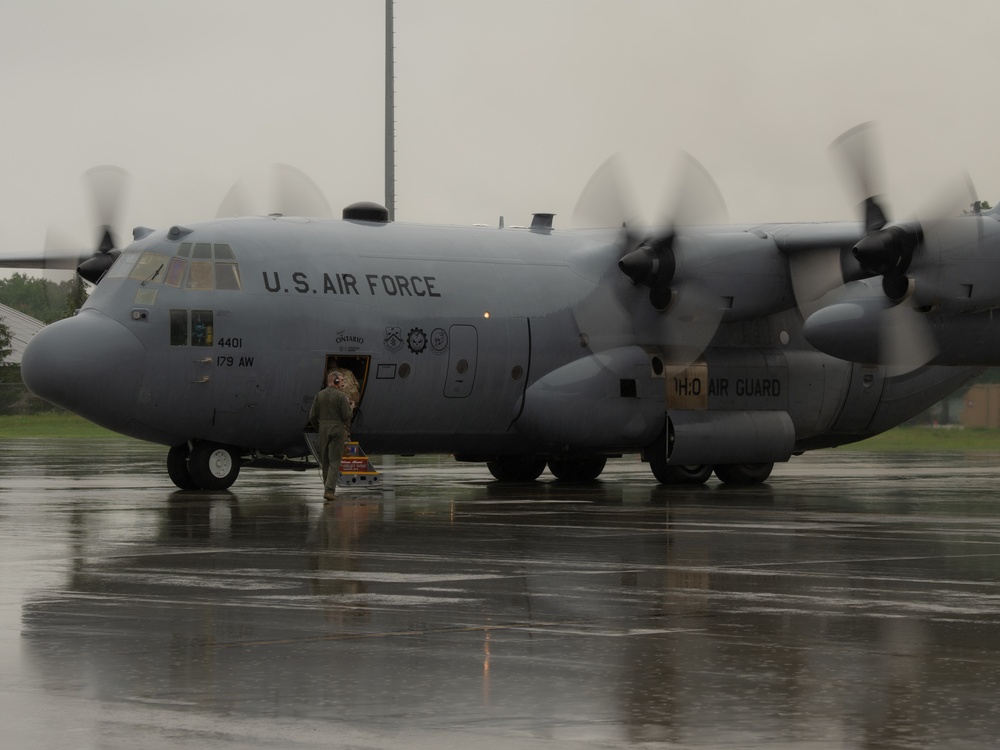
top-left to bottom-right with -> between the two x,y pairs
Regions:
4,124 -> 997,490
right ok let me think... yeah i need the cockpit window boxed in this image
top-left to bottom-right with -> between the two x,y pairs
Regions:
106,249 -> 139,279
129,252 -> 169,283
122,243 -> 240,292
185,261 -> 214,290
216,263 -> 241,290
134,288 -> 157,306
164,257 -> 186,287
191,310 -> 213,346
169,308 -> 215,347
170,309 -> 188,345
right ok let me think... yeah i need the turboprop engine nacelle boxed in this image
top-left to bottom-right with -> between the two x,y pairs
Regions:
898,216 -> 1000,313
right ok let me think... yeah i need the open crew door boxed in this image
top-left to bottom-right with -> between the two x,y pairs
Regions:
321,354 -> 372,408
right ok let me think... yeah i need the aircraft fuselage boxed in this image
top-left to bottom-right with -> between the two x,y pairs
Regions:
20,214 -> 984,487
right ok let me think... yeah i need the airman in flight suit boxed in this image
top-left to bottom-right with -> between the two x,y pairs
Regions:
308,370 -> 354,502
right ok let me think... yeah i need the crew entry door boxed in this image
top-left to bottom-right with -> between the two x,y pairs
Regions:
445,325 -> 478,398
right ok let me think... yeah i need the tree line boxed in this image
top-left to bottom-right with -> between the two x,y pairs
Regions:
0,273 -> 88,365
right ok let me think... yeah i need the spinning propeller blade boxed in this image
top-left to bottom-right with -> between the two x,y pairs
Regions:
216,164 -> 332,219
75,165 -> 131,284
0,166 -> 130,287
804,122 -> 978,370
570,151 -> 728,363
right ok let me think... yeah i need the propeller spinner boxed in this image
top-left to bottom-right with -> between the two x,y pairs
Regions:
570,152 -> 728,361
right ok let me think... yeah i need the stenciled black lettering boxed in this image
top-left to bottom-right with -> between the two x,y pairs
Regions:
410,276 -> 427,296
263,271 -> 281,292
323,273 -> 337,293
292,272 -> 309,293
381,274 -> 398,295
343,274 -> 358,294
425,276 -> 441,297
395,275 -> 413,296
366,274 -> 378,294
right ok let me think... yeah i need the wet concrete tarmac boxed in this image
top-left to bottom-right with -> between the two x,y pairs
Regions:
3,439 -> 1000,748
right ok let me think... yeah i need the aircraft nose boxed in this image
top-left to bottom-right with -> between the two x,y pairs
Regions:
22,311 -> 145,432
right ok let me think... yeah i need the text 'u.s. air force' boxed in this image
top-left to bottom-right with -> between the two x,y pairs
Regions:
262,271 -> 441,297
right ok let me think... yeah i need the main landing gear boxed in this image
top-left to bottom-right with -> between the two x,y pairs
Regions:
712,462 -> 773,484
649,460 -> 774,485
648,458 -> 773,486
485,455 -> 608,483
645,434 -> 773,486
168,441 -> 242,491
484,452 -> 773,485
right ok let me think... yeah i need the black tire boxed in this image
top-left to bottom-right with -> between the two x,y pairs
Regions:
657,464 -> 713,485
646,433 -> 712,485
548,457 -> 607,482
714,462 -> 773,485
166,444 -> 200,490
486,456 -> 547,482
187,442 -> 241,491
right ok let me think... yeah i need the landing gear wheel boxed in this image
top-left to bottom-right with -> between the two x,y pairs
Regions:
548,457 -> 607,482
714,462 -> 773,485
187,442 -> 241,490
646,434 -> 711,485
167,444 -> 199,490
657,464 -> 713,485
486,456 -> 547,482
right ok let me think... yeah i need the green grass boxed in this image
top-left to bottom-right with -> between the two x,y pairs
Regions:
835,426 -> 1000,451
0,412 -> 122,438
2,412 -> 1000,451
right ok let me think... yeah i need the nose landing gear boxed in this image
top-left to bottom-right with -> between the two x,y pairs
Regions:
167,441 -> 242,491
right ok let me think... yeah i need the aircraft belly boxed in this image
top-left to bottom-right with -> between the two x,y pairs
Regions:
866,365 -> 982,435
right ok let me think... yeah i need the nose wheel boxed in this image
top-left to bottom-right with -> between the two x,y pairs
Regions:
167,441 -> 241,491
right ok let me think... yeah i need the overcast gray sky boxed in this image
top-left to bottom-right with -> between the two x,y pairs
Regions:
2,0 -> 999,257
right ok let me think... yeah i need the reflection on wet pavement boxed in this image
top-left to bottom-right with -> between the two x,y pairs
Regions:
3,439 -> 1000,748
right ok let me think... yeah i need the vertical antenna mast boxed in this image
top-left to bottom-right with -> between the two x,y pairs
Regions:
385,0 -> 395,221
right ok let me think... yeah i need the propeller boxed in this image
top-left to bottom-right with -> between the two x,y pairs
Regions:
569,152 -> 728,361
4,162 -> 332,289
0,165 -> 130,287
787,122 -> 896,315
825,123 -> 934,370
832,122 -> 976,305
804,122 -> 977,371
615,152 -> 728,313
216,164 -> 332,219
76,165 -> 129,284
